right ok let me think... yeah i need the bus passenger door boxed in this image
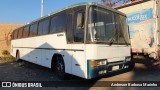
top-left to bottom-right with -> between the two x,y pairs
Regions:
65,13 -> 73,74
70,9 -> 86,78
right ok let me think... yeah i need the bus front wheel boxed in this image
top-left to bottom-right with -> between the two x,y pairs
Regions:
56,56 -> 67,80
128,62 -> 135,71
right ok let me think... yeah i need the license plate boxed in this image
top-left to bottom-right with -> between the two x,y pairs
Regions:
112,65 -> 119,71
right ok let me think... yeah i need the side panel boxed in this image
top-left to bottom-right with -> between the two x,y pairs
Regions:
11,34 -> 87,78
127,8 -> 155,53
11,32 -> 72,74
157,0 -> 160,44
118,1 -> 154,14
118,1 -> 158,58
156,0 -> 160,59
71,44 -> 86,78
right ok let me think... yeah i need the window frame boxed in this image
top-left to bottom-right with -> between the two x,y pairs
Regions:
49,11 -> 67,34
72,6 -> 86,44
17,28 -> 24,39
13,29 -> 19,39
11,6 -> 87,41
37,17 -> 50,36
23,25 -> 30,38
86,5 -> 129,45
66,10 -> 74,43
29,23 -> 38,37
11,31 -> 15,40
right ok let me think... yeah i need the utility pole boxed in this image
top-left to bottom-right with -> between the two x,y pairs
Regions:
41,0 -> 44,17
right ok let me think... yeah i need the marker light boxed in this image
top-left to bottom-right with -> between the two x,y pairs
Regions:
90,61 -> 97,66
90,60 -> 107,67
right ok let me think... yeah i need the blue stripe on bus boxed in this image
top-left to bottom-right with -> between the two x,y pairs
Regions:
87,60 -> 108,79
87,59 -> 131,79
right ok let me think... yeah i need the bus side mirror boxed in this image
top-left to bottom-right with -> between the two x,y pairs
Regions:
77,13 -> 84,28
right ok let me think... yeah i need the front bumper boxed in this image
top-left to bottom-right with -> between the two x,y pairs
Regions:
87,60 -> 131,79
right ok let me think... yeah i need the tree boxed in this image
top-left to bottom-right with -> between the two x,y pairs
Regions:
101,0 -> 131,7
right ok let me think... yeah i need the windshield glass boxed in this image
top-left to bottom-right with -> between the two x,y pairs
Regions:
87,6 -> 130,45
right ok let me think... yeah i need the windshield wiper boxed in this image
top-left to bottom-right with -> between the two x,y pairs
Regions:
108,33 -> 118,46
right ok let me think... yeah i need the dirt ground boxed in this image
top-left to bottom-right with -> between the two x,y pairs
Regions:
0,59 -> 14,64
0,59 -> 160,90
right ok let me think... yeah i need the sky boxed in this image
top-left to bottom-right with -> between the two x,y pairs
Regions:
0,0 -> 99,24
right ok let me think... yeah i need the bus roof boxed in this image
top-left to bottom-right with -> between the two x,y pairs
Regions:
16,2 -> 125,30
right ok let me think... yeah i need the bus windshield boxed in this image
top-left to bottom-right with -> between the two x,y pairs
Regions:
87,6 -> 130,45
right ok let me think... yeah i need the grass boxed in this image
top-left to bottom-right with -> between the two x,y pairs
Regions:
0,55 -> 15,61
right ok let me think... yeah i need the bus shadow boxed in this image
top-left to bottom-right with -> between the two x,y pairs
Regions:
17,42 -> 97,85
132,56 -> 159,68
16,42 -> 135,87
18,42 -> 85,76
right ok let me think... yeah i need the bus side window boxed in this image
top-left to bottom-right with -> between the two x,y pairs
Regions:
14,30 -> 18,39
12,31 -> 14,40
23,26 -> 30,38
50,13 -> 66,33
18,28 -> 23,38
29,23 -> 38,37
74,10 -> 85,42
66,14 -> 73,43
38,19 -> 49,35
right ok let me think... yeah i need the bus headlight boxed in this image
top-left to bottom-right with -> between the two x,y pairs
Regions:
90,59 -> 107,67
125,56 -> 131,62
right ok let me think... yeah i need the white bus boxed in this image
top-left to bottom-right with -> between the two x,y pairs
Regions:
11,2 -> 133,79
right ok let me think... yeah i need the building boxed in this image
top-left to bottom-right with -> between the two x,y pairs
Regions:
115,0 -> 160,59
0,23 -> 23,56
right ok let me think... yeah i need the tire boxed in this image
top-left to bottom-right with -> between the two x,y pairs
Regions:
128,62 -> 135,71
56,56 -> 67,80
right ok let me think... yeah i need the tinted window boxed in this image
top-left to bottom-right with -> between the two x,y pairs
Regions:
38,19 -> 50,35
18,28 -> 23,38
50,13 -> 66,33
23,26 -> 30,38
74,10 -> 85,42
14,30 -> 19,39
66,14 -> 73,43
11,31 -> 14,40
29,23 -> 38,37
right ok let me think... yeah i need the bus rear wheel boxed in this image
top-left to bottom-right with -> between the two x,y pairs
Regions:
56,56 -> 67,80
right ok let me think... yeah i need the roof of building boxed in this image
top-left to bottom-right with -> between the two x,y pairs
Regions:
114,0 -> 152,9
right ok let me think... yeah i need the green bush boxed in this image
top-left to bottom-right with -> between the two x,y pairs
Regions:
0,56 -> 15,60
2,50 -> 9,55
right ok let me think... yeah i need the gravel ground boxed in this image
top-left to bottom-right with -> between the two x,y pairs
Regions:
0,61 -> 59,81
0,59 -> 14,64
0,60 -> 160,90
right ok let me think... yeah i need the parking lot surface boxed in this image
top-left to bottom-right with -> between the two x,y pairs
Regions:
0,60 -> 160,90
